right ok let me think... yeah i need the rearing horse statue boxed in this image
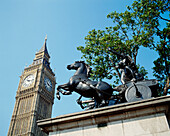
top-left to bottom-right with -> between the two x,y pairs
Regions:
56,61 -> 114,108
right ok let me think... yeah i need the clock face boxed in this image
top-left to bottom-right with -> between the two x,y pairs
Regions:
44,77 -> 52,92
22,74 -> 35,87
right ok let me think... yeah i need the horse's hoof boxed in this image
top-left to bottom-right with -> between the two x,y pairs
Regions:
99,101 -> 107,107
76,100 -> 82,104
56,95 -> 60,100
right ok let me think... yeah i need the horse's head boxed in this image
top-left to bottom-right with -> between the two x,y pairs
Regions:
67,61 -> 91,76
67,61 -> 85,70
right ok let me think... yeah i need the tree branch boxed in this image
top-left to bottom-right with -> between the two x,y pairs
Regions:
159,15 -> 170,22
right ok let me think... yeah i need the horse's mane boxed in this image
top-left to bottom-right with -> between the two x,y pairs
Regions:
75,61 -> 92,77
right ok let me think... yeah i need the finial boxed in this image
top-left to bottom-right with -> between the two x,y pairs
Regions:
45,34 -> 47,42
36,35 -> 49,55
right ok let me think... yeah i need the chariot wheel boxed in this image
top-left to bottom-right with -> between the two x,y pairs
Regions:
125,84 -> 152,102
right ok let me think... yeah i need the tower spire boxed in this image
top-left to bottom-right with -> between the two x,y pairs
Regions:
45,34 -> 47,42
38,35 -> 49,56
31,35 -> 50,68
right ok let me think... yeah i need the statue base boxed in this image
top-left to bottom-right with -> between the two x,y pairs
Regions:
37,96 -> 170,136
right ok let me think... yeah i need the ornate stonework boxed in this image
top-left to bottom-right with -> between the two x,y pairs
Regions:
8,37 -> 56,136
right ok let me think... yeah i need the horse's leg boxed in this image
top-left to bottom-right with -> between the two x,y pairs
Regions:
56,83 -> 72,100
80,82 -> 103,108
56,85 -> 63,100
95,82 -> 113,107
56,89 -> 61,100
57,83 -> 72,94
97,93 -> 107,107
76,95 -> 82,104
93,92 -> 102,108
76,96 -> 85,109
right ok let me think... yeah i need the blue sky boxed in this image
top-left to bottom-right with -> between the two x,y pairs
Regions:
0,0 -> 161,135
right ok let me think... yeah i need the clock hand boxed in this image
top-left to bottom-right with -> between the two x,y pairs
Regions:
26,79 -> 33,83
47,82 -> 52,87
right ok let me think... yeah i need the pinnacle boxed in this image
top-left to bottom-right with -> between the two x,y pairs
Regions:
38,35 -> 49,56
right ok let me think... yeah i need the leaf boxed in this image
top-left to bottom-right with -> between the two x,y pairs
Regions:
77,0 -> 169,93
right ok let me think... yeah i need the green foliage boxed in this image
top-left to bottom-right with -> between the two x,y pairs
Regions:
137,64 -> 148,79
132,0 -> 170,94
152,22 -> 170,94
77,0 -> 170,92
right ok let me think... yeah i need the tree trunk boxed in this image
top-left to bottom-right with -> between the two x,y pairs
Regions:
164,76 -> 170,95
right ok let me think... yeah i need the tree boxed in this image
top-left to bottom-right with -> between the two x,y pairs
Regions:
152,19 -> 170,95
77,0 -> 169,93
130,0 -> 170,95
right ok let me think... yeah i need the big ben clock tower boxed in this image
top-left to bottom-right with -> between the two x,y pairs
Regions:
8,36 -> 56,136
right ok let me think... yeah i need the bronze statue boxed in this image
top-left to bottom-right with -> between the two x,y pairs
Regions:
108,48 -> 144,84
56,59 -> 158,109
56,61 -> 114,108
108,48 -> 158,102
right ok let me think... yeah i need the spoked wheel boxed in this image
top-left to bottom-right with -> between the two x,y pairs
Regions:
125,83 -> 152,102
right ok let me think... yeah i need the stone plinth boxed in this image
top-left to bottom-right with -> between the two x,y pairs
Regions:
37,96 -> 170,136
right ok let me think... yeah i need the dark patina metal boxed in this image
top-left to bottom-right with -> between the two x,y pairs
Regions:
56,57 -> 158,109
109,49 -> 158,104
56,61 -> 114,109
